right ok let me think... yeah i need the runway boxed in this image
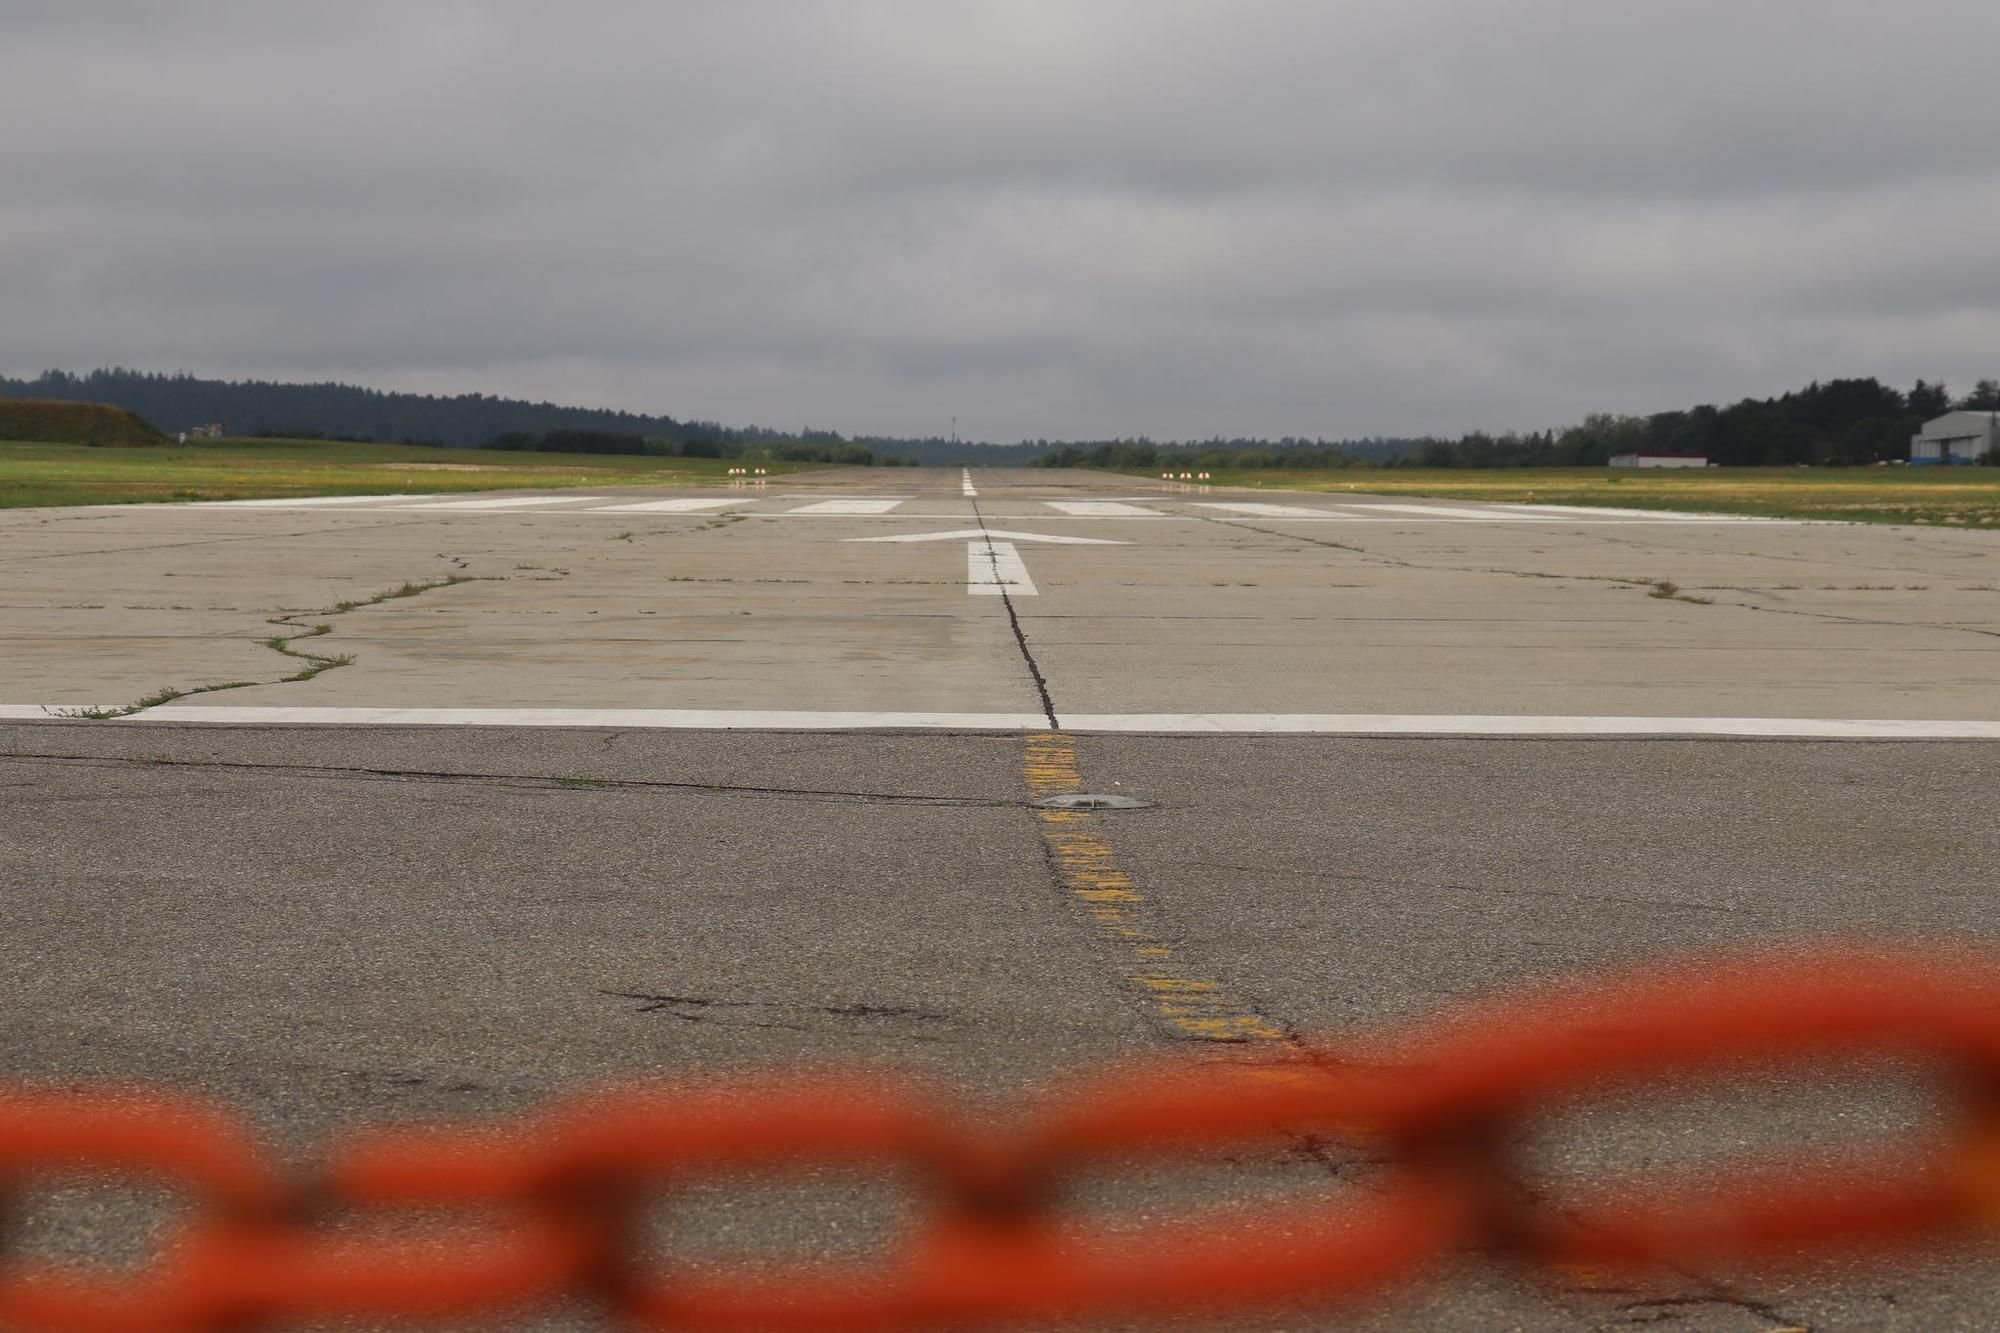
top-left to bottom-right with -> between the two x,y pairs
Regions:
5,467 -> 2000,1329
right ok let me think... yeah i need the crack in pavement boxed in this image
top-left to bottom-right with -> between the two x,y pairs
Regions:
602,990 -> 956,1041
968,495 -> 1060,729
1724,593 -> 2000,644
1203,517 -> 2000,656
56,574 -> 486,720
0,751 -> 1017,807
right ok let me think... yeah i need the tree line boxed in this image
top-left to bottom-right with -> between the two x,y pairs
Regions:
0,369 -> 902,457
1033,439 -> 1391,470
486,429 -> 890,465
1382,378 -> 1999,470
7,367 -> 1995,469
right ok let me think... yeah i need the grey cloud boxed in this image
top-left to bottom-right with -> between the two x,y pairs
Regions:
5,1 -> 2000,440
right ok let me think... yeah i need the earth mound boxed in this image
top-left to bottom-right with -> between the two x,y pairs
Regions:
0,399 -> 170,447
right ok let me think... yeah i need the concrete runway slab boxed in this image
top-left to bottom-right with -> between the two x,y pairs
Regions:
5,467 -> 2000,1329
5,468 -> 1998,723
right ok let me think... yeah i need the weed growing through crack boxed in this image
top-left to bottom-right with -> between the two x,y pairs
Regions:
56,680 -> 262,720
62,574 -> 483,720
1647,579 -> 1713,605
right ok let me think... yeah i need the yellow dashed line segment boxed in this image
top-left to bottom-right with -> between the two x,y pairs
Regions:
1024,731 -> 1286,1045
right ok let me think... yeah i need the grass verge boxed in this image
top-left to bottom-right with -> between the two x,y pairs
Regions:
1131,466 -> 2000,526
0,438 -> 820,509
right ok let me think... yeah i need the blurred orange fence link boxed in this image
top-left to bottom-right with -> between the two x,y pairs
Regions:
4,945 -> 2000,1330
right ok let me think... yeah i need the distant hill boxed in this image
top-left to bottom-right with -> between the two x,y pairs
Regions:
0,398 -> 167,447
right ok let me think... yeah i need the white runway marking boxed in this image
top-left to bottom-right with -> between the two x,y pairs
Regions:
967,540 -> 1037,595
848,528 -> 1126,545
388,495 -> 613,510
787,499 -> 905,514
1196,502 -> 1364,518
587,498 -> 752,513
1489,503 -> 1767,522
1044,501 -> 1159,516
185,494 -> 419,508
961,469 -> 978,497
1345,502 -> 1541,520
13,705 -> 2000,737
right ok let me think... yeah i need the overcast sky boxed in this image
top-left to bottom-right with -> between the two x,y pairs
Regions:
5,2 -> 1999,442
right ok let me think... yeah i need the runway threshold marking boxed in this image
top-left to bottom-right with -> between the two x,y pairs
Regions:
788,499 -> 905,514
589,498 -> 752,513
387,495 -> 613,510
185,494 -> 420,507
1195,502 -> 1371,519
1024,731 -> 1285,1044
1044,501 -> 1159,517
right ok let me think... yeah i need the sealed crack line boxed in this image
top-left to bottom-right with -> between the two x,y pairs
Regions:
0,752 -> 1014,808
969,496 -> 1059,729
1019,731 -> 1811,1329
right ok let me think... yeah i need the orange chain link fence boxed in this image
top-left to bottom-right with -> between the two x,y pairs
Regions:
5,944 -> 2000,1330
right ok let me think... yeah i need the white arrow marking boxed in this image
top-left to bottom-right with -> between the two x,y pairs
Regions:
967,540 -> 1035,595
845,528 -> 1127,545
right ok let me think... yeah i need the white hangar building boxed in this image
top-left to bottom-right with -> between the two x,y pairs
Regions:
1911,411 -> 1999,465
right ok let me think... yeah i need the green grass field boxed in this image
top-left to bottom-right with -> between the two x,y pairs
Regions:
1140,466 -> 2000,526
0,438 -> 816,509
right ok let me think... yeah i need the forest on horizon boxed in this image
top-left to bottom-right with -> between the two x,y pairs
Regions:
4,367 -> 1995,469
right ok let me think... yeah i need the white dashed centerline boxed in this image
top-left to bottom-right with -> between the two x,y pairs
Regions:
966,540 -> 1037,595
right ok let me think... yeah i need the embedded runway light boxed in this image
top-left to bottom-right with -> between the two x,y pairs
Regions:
1034,793 -> 1154,810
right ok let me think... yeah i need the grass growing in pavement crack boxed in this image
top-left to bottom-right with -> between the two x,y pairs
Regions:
57,574 -> 484,720
1647,579 -> 1713,605
59,680 -> 261,720
257,624 -> 355,684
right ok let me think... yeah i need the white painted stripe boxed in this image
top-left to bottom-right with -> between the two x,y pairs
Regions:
1045,501 -> 1159,516
13,706 -> 2000,738
1489,503 -> 1768,522
850,528 -> 1126,545
183,494 -> 418,508
786,499 -> 905,515
1060,715 -> 2000,737
967,540 -> 1037,595
1195,502 -> 1363,518
99,706 -> 1055,729
1344,502 -> 1539,520
961,468 -> 978,497
385,495 -> 613,510
587,498 -> 753,513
